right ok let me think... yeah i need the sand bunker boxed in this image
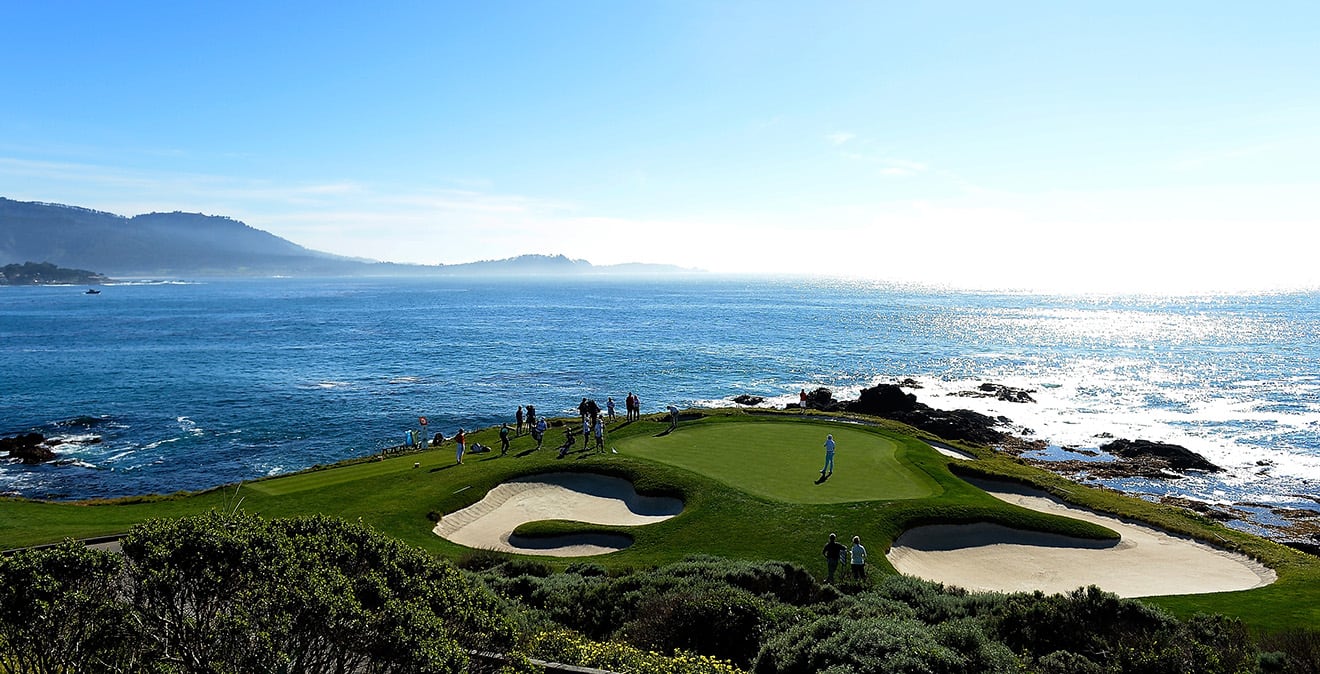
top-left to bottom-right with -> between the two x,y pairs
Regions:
887,478 -> 1275,597
433,472 -> 683,557
927,440 -> 975,460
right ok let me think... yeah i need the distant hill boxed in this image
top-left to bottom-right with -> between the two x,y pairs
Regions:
0,198 -> 691,277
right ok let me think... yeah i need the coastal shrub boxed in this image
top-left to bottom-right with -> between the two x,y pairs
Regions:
0,540 -> 135,673
1034,650 -> 1104,674
479,570 -> 632,639
990,586 -> 1176,662
1160,613 -> 1256,674
752,613 -> 1017,674
617,584 -> 770,667
988,586 -> 1260,674
859,575 -> 1004,624
930,618 -> 1023,673
526,628 -> 746,674
1257,627 -> 1320,674
117,511 -> 517,673
652,554 -> 823,605
498,558 -> 554,578
456,548 -> 510,572
564,561 -> 608,577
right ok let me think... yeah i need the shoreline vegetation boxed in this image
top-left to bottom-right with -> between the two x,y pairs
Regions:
3,406 -> 1319,671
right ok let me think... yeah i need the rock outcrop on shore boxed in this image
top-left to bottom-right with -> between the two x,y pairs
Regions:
789,383 -> 1009,446
1,433 -> 57,464
1100,438 -> 1223,473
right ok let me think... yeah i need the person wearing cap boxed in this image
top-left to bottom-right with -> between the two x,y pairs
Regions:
850,535 -> 868,580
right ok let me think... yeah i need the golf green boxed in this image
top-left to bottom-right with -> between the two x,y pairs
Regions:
615,419 -> 938,503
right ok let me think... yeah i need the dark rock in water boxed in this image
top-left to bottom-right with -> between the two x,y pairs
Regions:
1,433 -> 58,464
848,384 -> 918,415
1063,446 -> 1100,457
804,387 -> 837,410
844,384 -> 1006,445
1100,438 -> 1223,472
732,394 -> 764,406
898,378 -> 923,389
892,408 -> 1005,446
1160,495 -> 1238,521
950,382 -> 1037,403
1282,537 -> 1320,557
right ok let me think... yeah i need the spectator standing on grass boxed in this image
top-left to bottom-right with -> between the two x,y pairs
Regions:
455,428 -> 466,465
534,418 -> 547,450
850,535 -> 867,580
594,416 -> 605,449
667,404 -> 680,431
822,533 -> 847,583
516,406 -> 524,436
607,397 -> 616,420
558,426 -> 576,458
499,423 -> 511,455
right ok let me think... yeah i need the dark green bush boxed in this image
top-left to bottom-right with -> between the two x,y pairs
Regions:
617,583 -> 770,667
991,586 -> 1176,662
499,558 -> 554,578
455,549 -> 509,572
1257,627 -> 1320,674
0,541 -> 134,673
991,586 -> 1258,674
1035,650 -> 1104,674
753,613 -> 1008,674
2,511 -> 523,673
652,555 -> 824,605
564,561 -> 608,577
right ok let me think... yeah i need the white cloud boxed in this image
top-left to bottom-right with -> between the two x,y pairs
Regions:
825,132 -> 856,146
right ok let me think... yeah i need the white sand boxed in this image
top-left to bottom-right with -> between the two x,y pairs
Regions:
927,440 -> 975,460
887,478 -> 1275,597
433,472 -> 683,557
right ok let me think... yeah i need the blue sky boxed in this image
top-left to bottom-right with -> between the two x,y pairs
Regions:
3,2 -> 1318,292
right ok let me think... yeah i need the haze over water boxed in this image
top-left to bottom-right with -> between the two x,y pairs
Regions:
3,277 -> 1317,536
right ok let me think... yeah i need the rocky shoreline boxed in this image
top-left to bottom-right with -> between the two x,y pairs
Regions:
784,380 -> 1319,556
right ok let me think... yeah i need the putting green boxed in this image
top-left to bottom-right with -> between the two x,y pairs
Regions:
615,419 -> 938,504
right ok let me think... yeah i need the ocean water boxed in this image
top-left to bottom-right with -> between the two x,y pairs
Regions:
2,277 -> 1317,532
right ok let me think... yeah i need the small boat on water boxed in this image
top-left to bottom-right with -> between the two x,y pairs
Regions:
85,288 -> 101,294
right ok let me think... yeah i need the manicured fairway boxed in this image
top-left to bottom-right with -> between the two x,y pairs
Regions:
614,419 -> 937,503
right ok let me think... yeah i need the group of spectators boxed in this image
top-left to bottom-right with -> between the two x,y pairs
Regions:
420,393 -> 669,465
